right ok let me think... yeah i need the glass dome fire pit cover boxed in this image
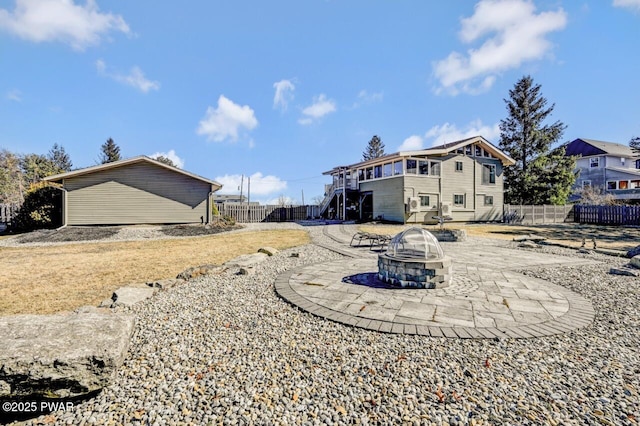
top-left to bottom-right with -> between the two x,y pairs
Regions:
386,227 -> 444,260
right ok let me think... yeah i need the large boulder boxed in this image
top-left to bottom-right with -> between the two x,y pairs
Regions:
0,311 -> 135,398
111,286 -> 157,307
224,253 -> 269,268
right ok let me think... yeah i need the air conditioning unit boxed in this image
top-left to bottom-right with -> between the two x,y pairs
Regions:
408,197 -> 420,213
440,202 -> 452,216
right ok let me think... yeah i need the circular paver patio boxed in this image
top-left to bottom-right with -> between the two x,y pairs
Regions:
275,225 -> 596,339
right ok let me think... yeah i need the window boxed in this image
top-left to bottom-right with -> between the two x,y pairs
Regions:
455,161 -> 463,172
631,180 -> 640,189
365,167 -> 373,180
607,181 -> 617,190
456,147 -> 464,154
483,149 -> 491,158
357,169 -> 364,182
419,195 -> 430,207
475,146 -> 482,157
374,165 -> 382,178
383,163 -> 392,177
430,161 -> 441,176
393,161 -> 403,175
590,157 -> 600,168
465,146 -> 472,156
482,164 -> 496,184
454,194 -> 465,206
406,159 -> 417,174
636,159 -> 640,169
619,180 -> 629,190
418,160 -> 429,175
621,157 -> 626,166
484,195 -> 494,206
582,180 -> 591,188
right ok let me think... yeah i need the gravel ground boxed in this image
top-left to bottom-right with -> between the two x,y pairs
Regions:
15,227 -> 640,425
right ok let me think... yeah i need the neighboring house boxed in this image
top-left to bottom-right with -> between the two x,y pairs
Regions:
212,194 -> 259,205
213,194 -> 247,203
565,138 -> 640,202
44,156 -> 222,226
320,136 -> 515,223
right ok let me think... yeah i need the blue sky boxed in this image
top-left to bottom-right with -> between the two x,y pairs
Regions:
1,0 -> 639,204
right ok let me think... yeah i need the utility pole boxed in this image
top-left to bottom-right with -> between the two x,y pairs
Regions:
301,189 -> 305,206
247,176 -> 251,204
239,174 -> 244,202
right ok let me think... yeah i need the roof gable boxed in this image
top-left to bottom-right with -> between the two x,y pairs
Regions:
44,156 -> 222,189
324,135 -> 515,174
566,138 -> 635,158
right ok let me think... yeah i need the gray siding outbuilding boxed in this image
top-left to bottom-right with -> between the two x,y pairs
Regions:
45,156 -> 222,226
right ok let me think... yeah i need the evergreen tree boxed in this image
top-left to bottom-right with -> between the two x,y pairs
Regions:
100,138 -> 121,164
48,143 -> 72,172
20,154 -> 58,186
629,136 -> 640,154
153,155 -> 176,167
362,135 -> 385,161
499,75 -> 573,205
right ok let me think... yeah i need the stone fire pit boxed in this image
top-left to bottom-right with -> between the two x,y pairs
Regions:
378,227 -> 452,289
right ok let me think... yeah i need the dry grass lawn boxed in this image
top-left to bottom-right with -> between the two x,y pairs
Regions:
0,230 -> 308,316
360,222 -> 639,251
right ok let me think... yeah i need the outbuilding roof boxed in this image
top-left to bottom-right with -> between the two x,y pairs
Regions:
44,155 -> 223,189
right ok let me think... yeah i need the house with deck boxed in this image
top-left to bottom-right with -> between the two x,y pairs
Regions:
320,136 -> 515,223
565,138 -> 640,202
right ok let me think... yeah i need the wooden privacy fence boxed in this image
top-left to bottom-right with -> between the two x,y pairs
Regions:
503,204 -> 574,224
574,204 -> 640,225
219,203 -> 320,223
0,203 -> 19,224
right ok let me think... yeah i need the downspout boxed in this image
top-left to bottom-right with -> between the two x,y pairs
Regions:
208,187 -> 215,224
54,183 -> 67,230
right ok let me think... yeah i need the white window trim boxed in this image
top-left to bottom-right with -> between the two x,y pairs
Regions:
453,194 -> 465,207
455,161 -> 463,172
484,195 -> 494,206
606,180 -> 618,190
590,157 -> 600,168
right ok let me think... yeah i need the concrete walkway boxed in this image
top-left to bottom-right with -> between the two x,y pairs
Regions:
275,224 -> 596,339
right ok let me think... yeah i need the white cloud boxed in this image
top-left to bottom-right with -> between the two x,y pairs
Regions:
214,172 -> 287,197
273,79 -> 295,111
397,135 -> 424,151
150,149 -> 184,169
613,0 -> 640,12
433,0 -> 567,95
197,95 -> 258,142
298,94 -> 336,125
262,195 -> 296,206
6,89 -> 21,102
352,89 -> 383,108
0,0 -> 130,51
424,120 -> 500,146
96,59 -> 160,93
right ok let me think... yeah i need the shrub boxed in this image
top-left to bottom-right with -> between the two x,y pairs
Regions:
11,182 -> 62,232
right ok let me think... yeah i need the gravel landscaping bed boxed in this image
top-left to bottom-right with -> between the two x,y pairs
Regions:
21,231 -> 639,425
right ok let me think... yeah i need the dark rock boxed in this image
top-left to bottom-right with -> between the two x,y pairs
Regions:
627,245 -> 640,258
609,267 -> 640,277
